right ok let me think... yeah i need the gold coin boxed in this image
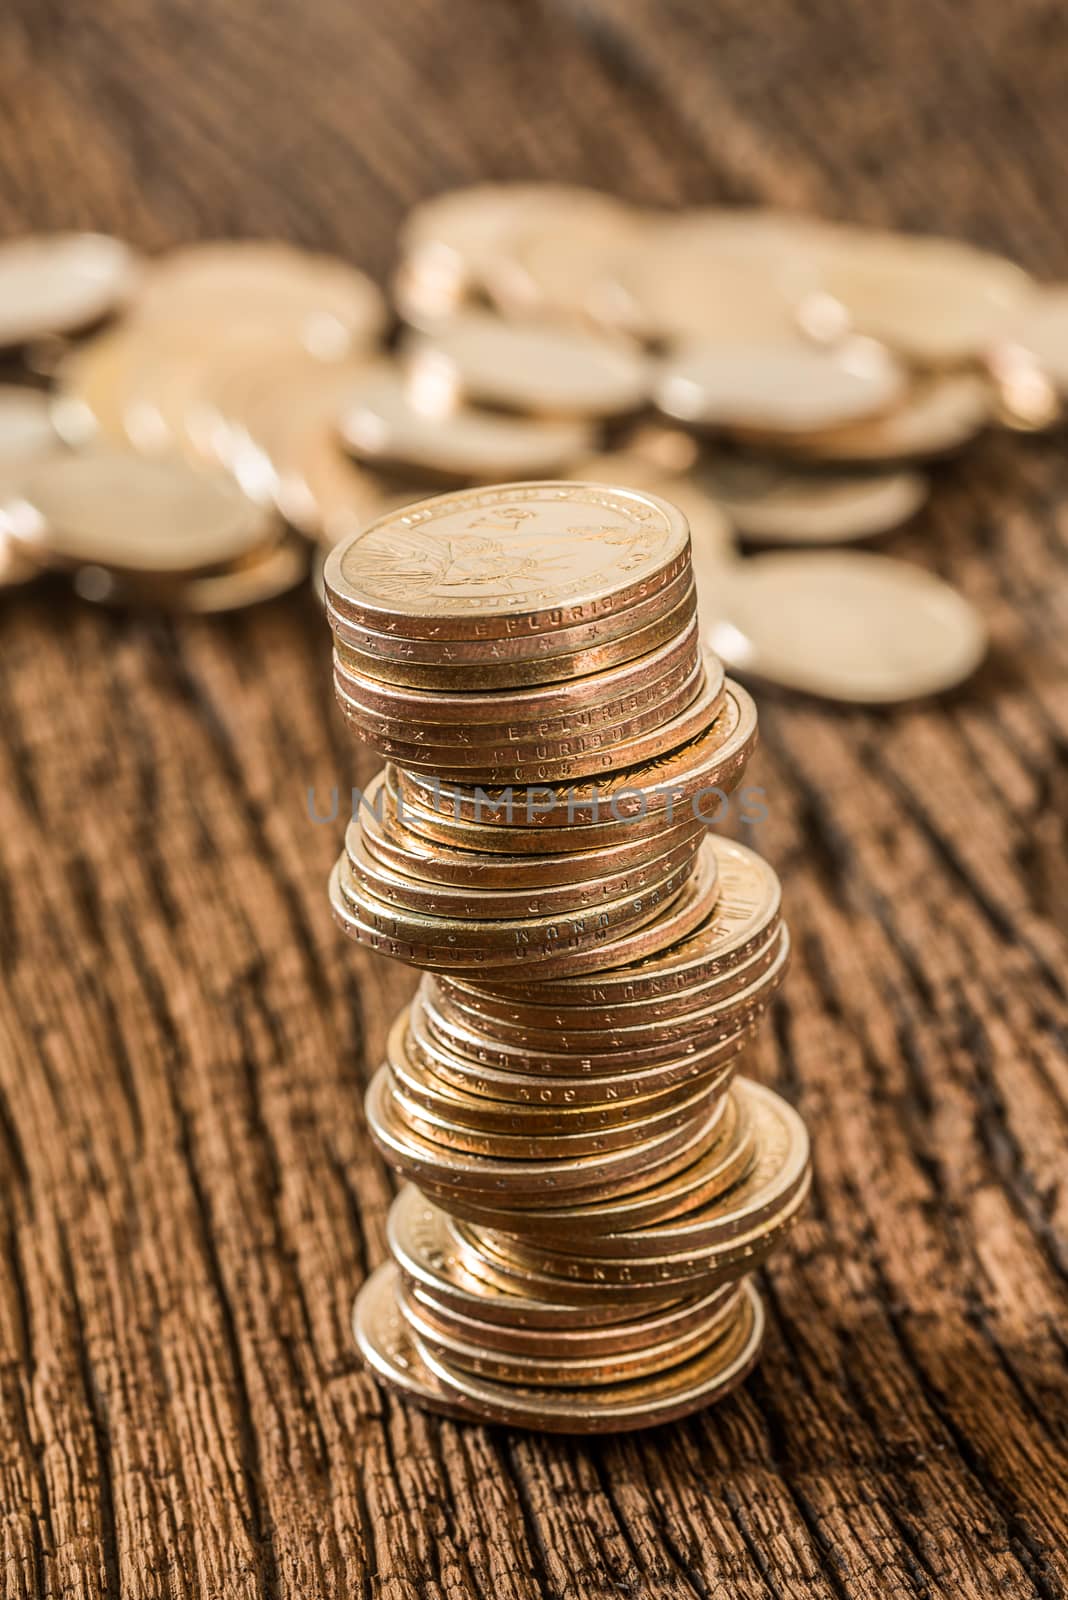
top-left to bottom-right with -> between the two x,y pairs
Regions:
658,336 -> 907,435
771,372 -> 991,463
414,973 -> 756,1083
133,240 -> 387,357
333,618 -> 699,735
385,1050 -> 710,1155
413,998 -> 746,1104
701,459 -> 929,545
0,386 -> 62,462
338,368 -> 594,481
409,1279 -> 763,1432
409,986 -> 748,1099
348,812 -> 700,921
385,762 -> 711,855
475,1079 -> 808,1269
0,233 -> 139,347
420,1088 -> 752,1236
385,1068 -> 710,1165
410,682 -> 756,828
355,1262 -> 764,1431
324,479 -> 692,638
412,1097 -> 728,1221
816,230 -> 1029,367
354,1264 -> 476,1423
340,657 -> 710,782
121,328 -> 375,474
394,1016 -> 713,1134
464,835 -> 779,1008
1,450 -> 280,575
450,1173 -> 799,1297
358,768 -> 704,891
398,1272 -> 734,1360
429,922 -> 789,1058
333,584 -> 696,691
327,558 -> 694,668
335,839 -> 692,952
387,1184 -> 671,1329
399,1273 -> 744,1387
330,851 -> 694,977
564,451 -> 736,570
369,1069 -> 719,1204
703,551 -> 987,704
402,312 -> 650,419
351,665 -> 722,786
117,322 -> 269,459
444,922 -> 784,1041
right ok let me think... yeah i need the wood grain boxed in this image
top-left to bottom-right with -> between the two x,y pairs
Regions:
1,1 -> 1066,1596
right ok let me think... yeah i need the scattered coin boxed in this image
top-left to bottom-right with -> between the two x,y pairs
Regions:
2,450 -> 279,575
778,372 -> 991,463
403,312 -> 650,418
132,239 -> 387,358
604,208 -> 840,344
703,550 -> 987,703
657,337 -> 907,435
701,459 -> 929,544
816,230 -> 1030,366
72,532 -> 308,612
0,233 -> 139,348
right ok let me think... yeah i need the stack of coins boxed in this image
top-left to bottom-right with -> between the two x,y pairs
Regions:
325,479 -> 811,1433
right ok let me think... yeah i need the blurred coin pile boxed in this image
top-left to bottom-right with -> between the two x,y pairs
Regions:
0,194 -> 1060,690
326,481 -> 811,1432
0,234 -> 396,609
0,191 -> 1062,690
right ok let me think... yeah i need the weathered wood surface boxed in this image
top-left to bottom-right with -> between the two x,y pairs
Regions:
1,2 -> 1067,1596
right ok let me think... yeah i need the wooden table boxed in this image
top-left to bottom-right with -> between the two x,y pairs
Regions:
2,3 -> 1067,1596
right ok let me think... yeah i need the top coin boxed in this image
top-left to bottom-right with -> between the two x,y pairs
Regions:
0,233 -> 139,348
324,480 -> 692,639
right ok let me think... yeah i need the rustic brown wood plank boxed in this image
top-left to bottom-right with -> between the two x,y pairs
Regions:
1,1 -> 1067,1597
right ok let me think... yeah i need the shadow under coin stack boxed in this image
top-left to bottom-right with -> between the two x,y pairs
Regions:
324,481 -> 811,1433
